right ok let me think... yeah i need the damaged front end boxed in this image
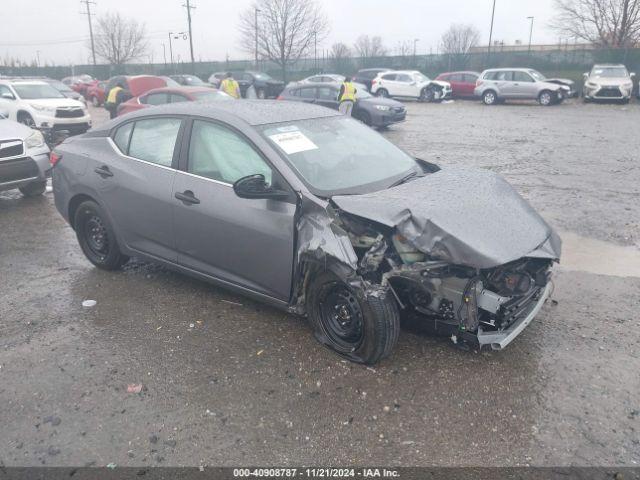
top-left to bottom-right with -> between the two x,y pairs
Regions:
335,210 -> 555,350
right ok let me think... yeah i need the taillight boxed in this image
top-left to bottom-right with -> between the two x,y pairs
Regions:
50,151 -> 62,167
372,79 -> 378,86
276,95 -> 284,100
476,79 -> 483,87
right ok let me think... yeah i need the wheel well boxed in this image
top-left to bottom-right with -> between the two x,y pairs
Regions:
17,110 -> 32,120
68,194 -> 96,230
539,89 -> 553,97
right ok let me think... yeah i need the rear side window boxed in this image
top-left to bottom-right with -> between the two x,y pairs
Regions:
464,73 -> 479,83
318,87 -> 338,100
128,118 -> 182,167
113,122 -> 134,153
381,73 -> 397,81
299,88 -> 316,99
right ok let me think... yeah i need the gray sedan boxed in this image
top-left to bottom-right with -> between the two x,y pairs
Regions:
279,82 -> 406,128
52,101 -> 560,364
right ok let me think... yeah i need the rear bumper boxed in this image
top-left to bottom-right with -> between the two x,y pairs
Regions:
477,282 -> 552,350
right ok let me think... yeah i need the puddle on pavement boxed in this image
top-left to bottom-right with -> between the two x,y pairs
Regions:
559,231 -> 640,278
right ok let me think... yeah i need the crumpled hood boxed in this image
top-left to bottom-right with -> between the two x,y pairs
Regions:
332,166 -> 562,269
428,80 -> 451,89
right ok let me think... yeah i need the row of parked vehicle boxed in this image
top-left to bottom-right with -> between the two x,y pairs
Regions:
351,64 -> 636,106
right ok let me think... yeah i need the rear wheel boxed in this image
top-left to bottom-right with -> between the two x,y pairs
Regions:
482,90 -> 498,105
74,200 -> 128,270
19,181 -> 46,197
256,88 -> 266,99
307,271 -> 400,365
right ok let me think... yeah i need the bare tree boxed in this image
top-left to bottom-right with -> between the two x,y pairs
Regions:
353,35 -> 388,66
551,0 -> 640,48
330,42 -> 353,73
440,24 -> 480,69
238,0 -> 329,82
93,12 -> 148,65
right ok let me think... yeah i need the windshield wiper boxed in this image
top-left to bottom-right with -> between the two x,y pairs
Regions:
389,171 -> 422,188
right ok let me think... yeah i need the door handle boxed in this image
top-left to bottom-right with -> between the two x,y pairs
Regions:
94,165 -> 113,178
175,190 -> 200,205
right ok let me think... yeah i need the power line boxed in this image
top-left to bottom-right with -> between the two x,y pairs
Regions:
80,0 -> 97,65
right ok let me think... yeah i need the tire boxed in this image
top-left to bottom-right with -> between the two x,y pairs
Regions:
376,88 -> 389,98
482,90 -> 498,105
358,110 -> 372,126
256,88 -> 266,99
17,112 -> 36,128
538,90 -> 553,106
74,200 -> 129,270
91,96 -> 100,107
19,181 -> 46,197
420,87 -> 435,103
306,271 -> 400,365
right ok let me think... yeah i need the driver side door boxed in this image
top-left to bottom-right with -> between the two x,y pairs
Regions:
172,119 -> 297,301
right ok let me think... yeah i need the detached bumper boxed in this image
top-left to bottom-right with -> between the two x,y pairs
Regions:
477,282 -> 552,350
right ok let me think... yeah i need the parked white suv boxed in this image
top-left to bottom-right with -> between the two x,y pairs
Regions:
0,80 -> 91,136
583,64 -> 635,103
371,70 -> 452,102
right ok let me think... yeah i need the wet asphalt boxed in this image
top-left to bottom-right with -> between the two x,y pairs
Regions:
1,100 -> 639,467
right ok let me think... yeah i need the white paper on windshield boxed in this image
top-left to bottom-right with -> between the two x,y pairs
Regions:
269,130 -> 318,155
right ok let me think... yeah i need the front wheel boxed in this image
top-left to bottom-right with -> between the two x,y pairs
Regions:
539,90 -> 554,106
307,271 -> 400,365
256,88 -> 266,99
74,200 -> 129,270
420,87 -> 435,103
19,181 -> 46,197
376,88 -> 389,98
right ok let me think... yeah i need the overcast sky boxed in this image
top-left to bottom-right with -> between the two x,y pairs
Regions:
2,0 -> 559,66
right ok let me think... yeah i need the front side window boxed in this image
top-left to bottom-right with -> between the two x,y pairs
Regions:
170,94 -> 189,103
128,118 -> 182,167
318,87 -> 338,101
396,74 -> 412,83
0,85 -> 14,98
513,72 -> 534,82
188,120 -> 272,185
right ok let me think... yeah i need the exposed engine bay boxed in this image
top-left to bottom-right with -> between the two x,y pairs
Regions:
333,209 -> 554,348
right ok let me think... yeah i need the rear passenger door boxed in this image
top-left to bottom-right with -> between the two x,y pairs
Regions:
494,71 -> 516,97
316,86 -> 339,110
98,116 -> 184,261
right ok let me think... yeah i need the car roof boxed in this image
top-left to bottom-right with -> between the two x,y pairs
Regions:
592,63 -> 626,67
288,82 -> 340,88
102,100 -> 341,128
144,86 -> 216,95
439,71 -> 480,75
0,80 -> 48,85
483,67 -> 534,72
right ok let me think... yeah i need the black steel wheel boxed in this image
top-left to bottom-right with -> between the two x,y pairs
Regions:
307,271 -> 400,365
74,200 -> 128,270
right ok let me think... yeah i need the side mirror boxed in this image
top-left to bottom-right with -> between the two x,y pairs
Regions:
631,72 -> 636,78
233,174 -> 290,201
582,72 -> 589,79
1,92 -> 15,100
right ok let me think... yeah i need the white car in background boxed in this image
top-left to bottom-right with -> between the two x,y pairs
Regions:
0,110 -> 51,197
371,70 -> 452,102
0,79 -> 91,136
583,64 -> 635,103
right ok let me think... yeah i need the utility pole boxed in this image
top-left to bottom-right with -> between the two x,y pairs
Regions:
168,32 -> 175,72
80,0 -> 97,66
314,31 -> 318,72
183,0 -> 196,72
161,43 -> 167,66
254,8 -> 260,69
487,0 -> 497,66
527,16 -> 535,56
413,38 -> 419,66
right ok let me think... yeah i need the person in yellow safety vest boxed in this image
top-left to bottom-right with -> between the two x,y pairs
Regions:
220,72 -> 241,99
338,77 -> 357,116
105,84 -> 124,119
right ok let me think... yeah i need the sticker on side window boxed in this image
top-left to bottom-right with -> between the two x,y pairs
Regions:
268,130 -> 318,155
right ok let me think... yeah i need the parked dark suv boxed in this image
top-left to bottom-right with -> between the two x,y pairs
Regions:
353,68 -> 391,92
231,71 -> 285,99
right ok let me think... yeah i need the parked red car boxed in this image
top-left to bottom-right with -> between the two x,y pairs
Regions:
117,86 -> 233,116
62,75 -> 96,96
86,81 -> 107,107
435,71 -> 480,98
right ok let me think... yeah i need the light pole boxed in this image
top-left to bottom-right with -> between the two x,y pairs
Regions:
527,16 -> 535,55
254,8 -> 260,69
487,0 -> 497,65
161,43 -> 167,67
168,32 -> 175,71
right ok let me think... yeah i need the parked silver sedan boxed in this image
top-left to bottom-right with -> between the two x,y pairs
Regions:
52,101 -> 560,364
475,68 -> 569,106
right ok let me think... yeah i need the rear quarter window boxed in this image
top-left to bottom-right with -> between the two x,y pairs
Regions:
113,122 -> 134,154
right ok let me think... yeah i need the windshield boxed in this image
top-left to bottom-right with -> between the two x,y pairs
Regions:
414,73 -> 431,82
253,72 -> 272,81
12,83 -> 65,99
591,67 -> 629,78
260,116 -> 419,195
49,80 -> 73,92
162,77 -> 180,87
192,90 -> 233,101
185,76 -> 205,85
529,70 -> 546,81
